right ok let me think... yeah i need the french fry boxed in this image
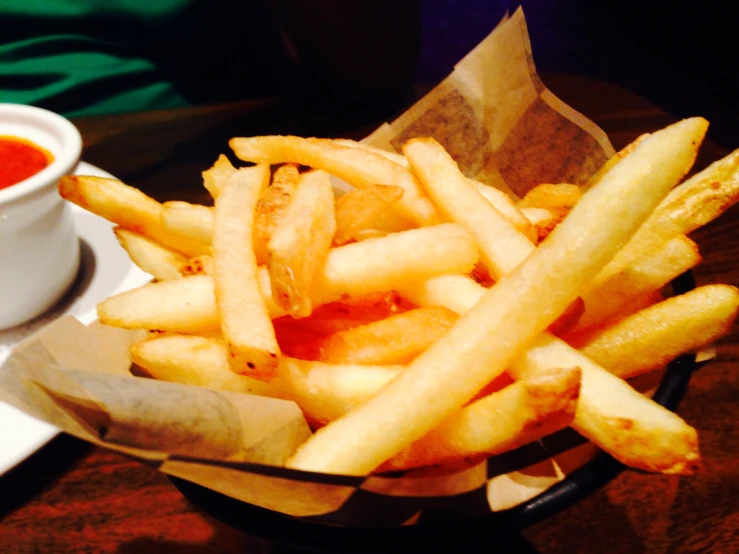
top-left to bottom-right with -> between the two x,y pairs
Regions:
300,307 -> 459,365
517,183 -> 582,210
130,335 -> 276,395
573,285 -> 739,379
572,235 -> 701,333
312,223 -> 478,301
98,275 -> 220,333
268,170 -> 336,317
229,135 -> 441,226
59,175 -> 209,257
583,133 -> 650,191
467,179 -> 537,242
287,118 -> 706,475
131,334 -> 401,426
253,163 -> 300,264
102,225 -> 475,333
202,154 -> 236,199
333,184 -> 404,245
114,228 -> 186,281
160,201 -> 214,246
213,165 -> 280,379
330,139 -> 536,241
509,334 -> 699,473
404,138 -> 534,279
381,366 -> 581,471
591,149 -> 739,290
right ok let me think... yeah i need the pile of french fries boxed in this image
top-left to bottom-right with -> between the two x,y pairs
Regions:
59,119 -> 739,477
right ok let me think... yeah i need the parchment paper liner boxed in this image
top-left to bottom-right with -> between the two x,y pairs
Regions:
0,8 -> 625,526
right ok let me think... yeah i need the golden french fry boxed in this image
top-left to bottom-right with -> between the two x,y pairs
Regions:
268,170 -> 336,317
312,223 -> 477,302
509,334 -> 699,474
574,285 -> 739,379
104,225 -> 474,333
584,133 -> 650,191
573,235 -> 701,333
59,175 -> 209,257
131,334 -> 401,426
592,149 -> 739,289
179,255 -> 214,277
287,118 -> 706,475
202,154 -> 236,199
229,135 -> 440,226
98,275 -> 220,333
303,306 -> 459,365
403,138 -> 534,279
160,201 -> 214,246
130,335 -> 276,395
253,163 -> 300,264
213,165 -> 280,379
333,184 -> 404,245
114,228 -> 186,281
467,179 -> 537,242
381,366 -> 581,471
330,139 -> 535,240
517,183 -> 582,210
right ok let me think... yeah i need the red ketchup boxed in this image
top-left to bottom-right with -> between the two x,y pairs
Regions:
0,136 -> 53,190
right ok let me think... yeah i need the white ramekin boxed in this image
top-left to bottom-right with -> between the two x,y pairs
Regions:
0,104 -> 83,330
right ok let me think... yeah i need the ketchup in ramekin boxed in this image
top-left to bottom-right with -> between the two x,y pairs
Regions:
0,136 -> 54,190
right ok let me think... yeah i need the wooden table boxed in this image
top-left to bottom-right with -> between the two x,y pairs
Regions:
0,75 -> 737,553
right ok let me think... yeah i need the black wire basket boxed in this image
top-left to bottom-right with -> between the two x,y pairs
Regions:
171,271 -> 701,553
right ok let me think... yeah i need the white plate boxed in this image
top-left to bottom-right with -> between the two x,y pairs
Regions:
0,162 -> 151,474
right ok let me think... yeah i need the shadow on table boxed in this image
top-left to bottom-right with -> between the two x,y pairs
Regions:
0,433 -> 90,520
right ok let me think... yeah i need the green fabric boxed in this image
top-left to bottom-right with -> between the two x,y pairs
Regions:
0,0 -> 281,116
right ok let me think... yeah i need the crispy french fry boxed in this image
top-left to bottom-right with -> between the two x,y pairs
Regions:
287,118 -> 706,475
213,165 -> 280,379
229,135 -> 440,226
381,366 -> 581,471
160,201 -> 214,246
404,138 -> 534,280
130,335 -> 276,395
333,185 -> 404,245
102,225 -> 474,333
573,235 -> 701,333
179,255 -> 214,277
574,285 -> 739,379
59,175 -> 209,257
509,334 -> 699,473
592,149 -> 739,290
268,170 -> 336,317
131,334 -> 401,426
114,228 -> 186,281
330,139 -> 535,241
254,163 -> 300,264
517,183 -> 582,210
98,275 -> 220,333
302,307 -> 459,365
202,154 -> 236,199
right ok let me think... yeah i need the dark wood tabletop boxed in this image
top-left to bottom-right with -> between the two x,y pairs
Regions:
1,74 -> 737,554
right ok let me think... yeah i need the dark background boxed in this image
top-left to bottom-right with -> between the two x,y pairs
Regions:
416,0 -> 738,149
